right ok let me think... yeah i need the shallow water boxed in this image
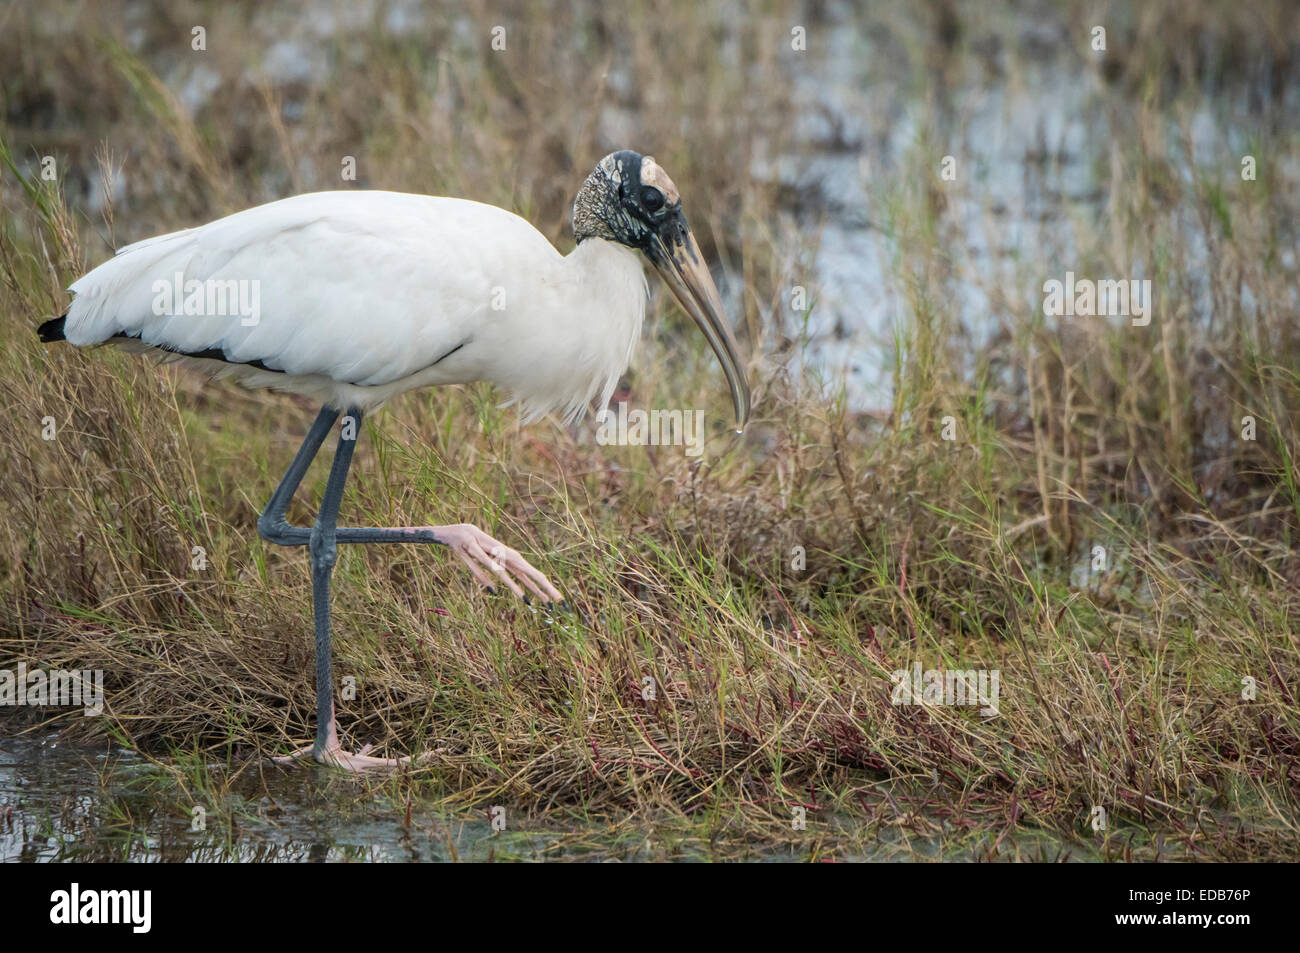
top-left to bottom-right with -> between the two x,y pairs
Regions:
0,733 -> 661,862
0,732 -> 1105,862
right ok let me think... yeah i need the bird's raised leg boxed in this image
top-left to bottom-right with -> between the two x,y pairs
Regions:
260,405 -> 561,771
256,405 -> 338,543
257,411 -> 562,603
332,523 -> 564,603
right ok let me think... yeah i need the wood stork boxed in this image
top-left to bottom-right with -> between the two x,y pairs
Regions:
38,151 -> 750,770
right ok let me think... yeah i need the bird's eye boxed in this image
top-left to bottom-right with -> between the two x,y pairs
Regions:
640,187 -> 665,212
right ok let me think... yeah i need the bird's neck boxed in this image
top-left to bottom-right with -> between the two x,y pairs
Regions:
567,237 -> 646,405
506,238 -> 646,423
562,237 -> 647,363
564,236 -> 646,288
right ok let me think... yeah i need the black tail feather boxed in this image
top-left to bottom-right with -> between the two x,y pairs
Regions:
37,315 -> 66,342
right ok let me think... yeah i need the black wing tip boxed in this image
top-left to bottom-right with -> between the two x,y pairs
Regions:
37,315 -> 67,343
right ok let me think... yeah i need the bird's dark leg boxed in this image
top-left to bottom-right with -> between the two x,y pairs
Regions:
269,407 -> 428,771
308,406 -> 358,759
257,406 -> 338,546
256,411 -> 558,602
266,405 -> 413,769
263,403 -> 560,771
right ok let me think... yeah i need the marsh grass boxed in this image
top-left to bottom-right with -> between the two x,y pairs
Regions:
1,0 -> 1298,860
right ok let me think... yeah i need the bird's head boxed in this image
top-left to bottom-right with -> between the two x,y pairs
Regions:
573,150 -> 750,431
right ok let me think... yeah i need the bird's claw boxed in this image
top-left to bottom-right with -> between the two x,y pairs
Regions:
434,522 -> 564,604
273,740 -> 442,773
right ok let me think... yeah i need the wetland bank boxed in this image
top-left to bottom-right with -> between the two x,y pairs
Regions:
1,0 -> 1298,861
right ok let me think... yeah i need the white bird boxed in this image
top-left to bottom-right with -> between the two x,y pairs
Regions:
39,150 -> 750,770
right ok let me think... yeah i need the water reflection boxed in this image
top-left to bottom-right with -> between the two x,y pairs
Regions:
1,732 -> 1098,862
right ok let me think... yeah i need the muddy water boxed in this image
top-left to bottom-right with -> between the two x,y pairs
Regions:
756,5 -> 1283,410
1,733 -> 1099,862
0,734 -> 642,862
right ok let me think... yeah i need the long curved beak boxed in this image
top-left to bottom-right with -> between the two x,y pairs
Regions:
650,225 -> 750,431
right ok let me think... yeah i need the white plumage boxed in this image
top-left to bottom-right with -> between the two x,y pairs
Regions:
65,190 -> 647,420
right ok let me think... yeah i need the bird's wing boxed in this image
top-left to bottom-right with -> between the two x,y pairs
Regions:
64,190 -> 560,386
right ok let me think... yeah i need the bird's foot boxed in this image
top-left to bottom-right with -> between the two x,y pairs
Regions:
273,738 -> 442,773
430,523 -> 564,604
